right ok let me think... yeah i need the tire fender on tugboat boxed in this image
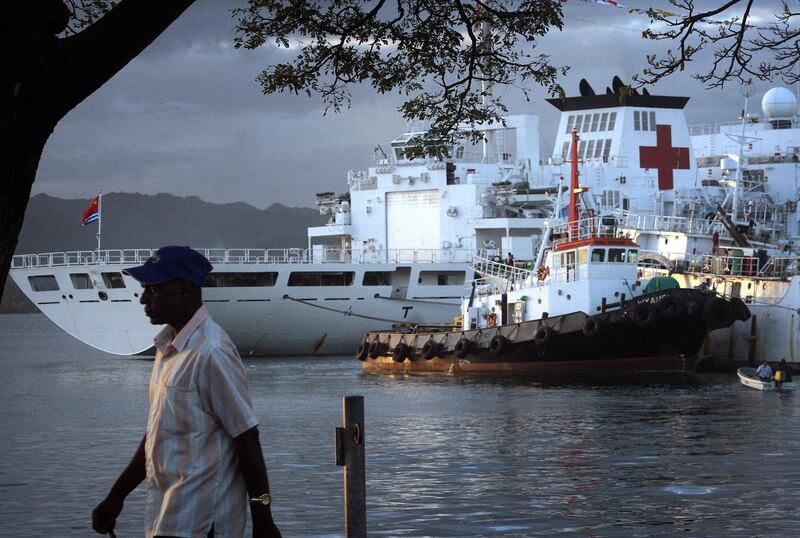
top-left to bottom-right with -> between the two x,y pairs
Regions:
582,317 -> 605,337
534,326 -> 554,345
368,339 -> 383,359
657,296 -> 686,320
730,297 -> 751,321
632,303 -> 658,327
356,341 -> 369,361
393,342 -> 411,362
421,339 -> 438,360
454,337 -> 474,358
489,334 -> 510,355
703,296 -> 734,329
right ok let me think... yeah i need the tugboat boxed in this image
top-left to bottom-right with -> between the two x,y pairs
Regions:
357,132 -> 749,374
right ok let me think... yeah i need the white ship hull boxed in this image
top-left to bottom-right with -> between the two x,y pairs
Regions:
10,256 -> 468,356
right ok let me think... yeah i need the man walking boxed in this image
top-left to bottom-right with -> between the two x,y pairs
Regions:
92,246 -> 281,537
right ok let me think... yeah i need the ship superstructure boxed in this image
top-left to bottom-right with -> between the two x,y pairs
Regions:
10,79 -> 800,362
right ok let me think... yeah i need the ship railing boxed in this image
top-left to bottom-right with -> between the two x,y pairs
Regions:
11,247 -> 485,269
549,216 -> 623,244
687,254 -> 798,278
470,255 -> 533,283
612,211 -> 713,236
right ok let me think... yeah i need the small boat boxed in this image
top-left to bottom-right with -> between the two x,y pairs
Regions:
737,367 -> 796,391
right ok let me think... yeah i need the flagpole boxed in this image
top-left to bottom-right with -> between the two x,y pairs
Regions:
97,191 -> 102,256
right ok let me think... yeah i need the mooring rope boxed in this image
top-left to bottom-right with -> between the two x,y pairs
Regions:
282,294 -> 412,324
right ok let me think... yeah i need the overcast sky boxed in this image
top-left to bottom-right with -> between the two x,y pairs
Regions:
34,0 -> 792,209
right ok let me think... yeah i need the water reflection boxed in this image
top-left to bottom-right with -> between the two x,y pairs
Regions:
1,315 -> 799,536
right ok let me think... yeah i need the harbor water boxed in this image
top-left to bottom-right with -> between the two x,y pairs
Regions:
1,314 -> 799,537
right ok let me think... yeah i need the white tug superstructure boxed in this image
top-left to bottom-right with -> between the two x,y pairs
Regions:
11,78 -> 800,362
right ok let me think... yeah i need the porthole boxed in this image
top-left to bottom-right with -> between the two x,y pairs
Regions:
566,294 -> 571,300
69,294 -> 73,299
134,293 -> 139,298
98,291 -> 108,301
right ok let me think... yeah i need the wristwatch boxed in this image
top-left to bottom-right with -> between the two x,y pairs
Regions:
250,493 -> 272,507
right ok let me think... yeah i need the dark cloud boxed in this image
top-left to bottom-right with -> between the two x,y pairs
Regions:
34,0 -> 789,208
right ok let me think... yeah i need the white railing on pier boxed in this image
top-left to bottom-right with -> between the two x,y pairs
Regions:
11,247 -> 485,269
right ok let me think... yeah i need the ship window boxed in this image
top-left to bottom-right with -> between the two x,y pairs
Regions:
641,110 -> 649,131
602,139 -> 612,160
28,275 -> 59,292
578,140 -> 586,159
566,115 -> 575,134
634,110 -> 641,131
206,272 -> 278,287
419,271 -> 465,286
288,271 -> 354,286
582,115 -> 591,132
599,112 -> 608,131
627,249 -> 639,263
70,273 -> 93,290
608,248 -> 626,263
590,113 -> 600,132
594,139 -> 603,159
608,112 -> 617,130
591,249 -> 605,262
561,141 -> 570,160
101,272 -> 126,289
573,115 -> 583,133
586,140 -> 596,160
363,271 -> 392,286
649,111 -> 656,131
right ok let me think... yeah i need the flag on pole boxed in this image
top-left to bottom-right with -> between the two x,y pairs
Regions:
81,195 -> 100,226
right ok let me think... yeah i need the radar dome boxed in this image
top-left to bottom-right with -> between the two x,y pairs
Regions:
761,87 -> 797,119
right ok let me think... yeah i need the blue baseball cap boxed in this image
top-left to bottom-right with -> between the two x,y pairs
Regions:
123,246 -> 213,287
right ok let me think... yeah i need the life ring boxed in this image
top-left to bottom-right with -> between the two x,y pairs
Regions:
632,303 -> 657,327
657,296 -> 685,320
489,335 -> 510,355
421,340 -> 439,360
703,296 -> 734,329
355,341 -> 369,361
454,337 -> 474,358
368,340 -> 383,359
730,297 -> 751,321
393,342 -> 410,363
534,326 -> 553,346
582,317 -> 605,337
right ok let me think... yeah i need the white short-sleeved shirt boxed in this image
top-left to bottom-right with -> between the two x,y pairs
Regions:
144,306 -> 259,538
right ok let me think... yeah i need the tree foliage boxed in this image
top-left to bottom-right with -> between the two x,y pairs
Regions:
233,0 -> 567,157
636,0 -> 800,88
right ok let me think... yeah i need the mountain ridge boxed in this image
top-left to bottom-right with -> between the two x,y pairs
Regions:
2,192 -> 327,313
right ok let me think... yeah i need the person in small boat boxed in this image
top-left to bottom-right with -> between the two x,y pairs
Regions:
756,360 -> 773,381
775,359 -> 793,384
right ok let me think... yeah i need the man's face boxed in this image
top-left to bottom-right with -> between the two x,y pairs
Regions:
140,279 -> 191,326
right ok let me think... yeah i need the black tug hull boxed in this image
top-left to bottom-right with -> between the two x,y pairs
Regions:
358,289 -> 748,375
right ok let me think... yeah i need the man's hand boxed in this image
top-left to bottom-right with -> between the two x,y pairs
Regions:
251,505 -> 281,538
92,496 -> 124,535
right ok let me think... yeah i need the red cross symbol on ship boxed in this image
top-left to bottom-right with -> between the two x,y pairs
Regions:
639,124 -> 690,190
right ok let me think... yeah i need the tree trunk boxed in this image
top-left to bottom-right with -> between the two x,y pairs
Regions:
0,124 -> 52,301
0,0 -> 198,300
